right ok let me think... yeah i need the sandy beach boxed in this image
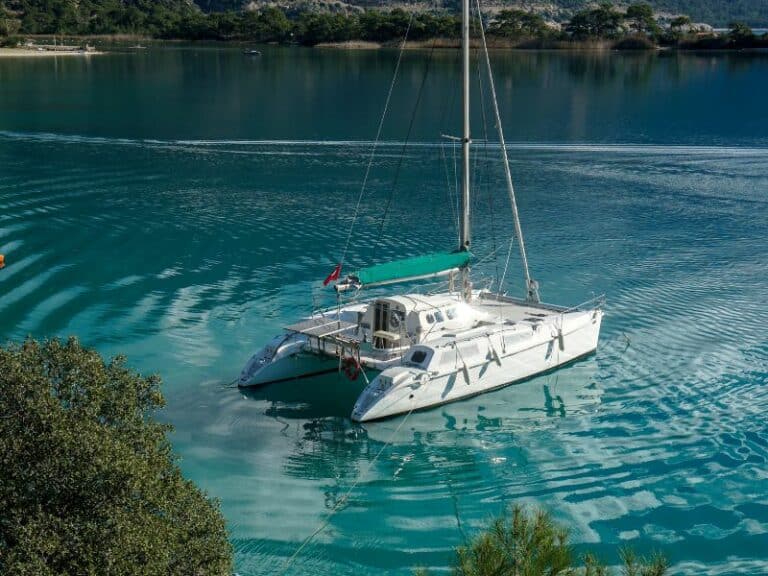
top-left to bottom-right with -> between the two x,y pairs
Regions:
0,48 -> 104,58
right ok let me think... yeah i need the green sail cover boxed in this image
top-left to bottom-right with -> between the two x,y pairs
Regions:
351,251 -> 470,287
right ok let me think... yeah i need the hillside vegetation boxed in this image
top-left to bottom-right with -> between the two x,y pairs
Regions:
194,0 -> 767,27
2,0 -> 767,44
0,338 -> 232,575
1,0 -> 197,35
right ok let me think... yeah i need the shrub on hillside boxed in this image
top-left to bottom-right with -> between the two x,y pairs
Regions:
0,337 -> 232,576
417,505 -> 668,576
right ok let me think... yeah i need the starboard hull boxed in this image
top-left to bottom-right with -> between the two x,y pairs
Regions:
352,309 -> 602,422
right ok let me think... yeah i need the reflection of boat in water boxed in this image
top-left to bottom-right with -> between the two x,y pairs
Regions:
243,48 -> 262,56
238,0 -> 604,422
361,354 -> 602,445
240,371 -> 367,421
251,355 -> 601,503
241,352 -> 600,440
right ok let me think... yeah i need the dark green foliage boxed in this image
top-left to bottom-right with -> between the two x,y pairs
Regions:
728,21 -> 755,42
239,6 -> 291,42
0,337 -> 232,576
678,21 -> 768,49
488,10 -> 548,40
292,9 -> 458,46
625,3 -> 659,36
454,506 -> 573,576
620,548 -> 668,576
296,11 -> 360,45
566,2 -> 624,40
190,1 -> 768,28
612,34 -> 656,50
669,15 -> 691,28
419,506 -> 669,576
3,0 -> 197,36
3,0 -> 766,47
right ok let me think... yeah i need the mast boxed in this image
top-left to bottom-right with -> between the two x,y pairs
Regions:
459,0 -> 472,301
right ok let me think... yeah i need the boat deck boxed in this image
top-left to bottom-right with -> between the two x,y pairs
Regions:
473,299 -> 563,324
285,317 -> 358,339
281,292 -> 595,370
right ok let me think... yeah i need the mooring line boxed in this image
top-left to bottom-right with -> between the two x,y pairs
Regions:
276,406 -> 415,576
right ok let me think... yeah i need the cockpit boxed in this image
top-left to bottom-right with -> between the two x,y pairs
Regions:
360,294 -> 483,351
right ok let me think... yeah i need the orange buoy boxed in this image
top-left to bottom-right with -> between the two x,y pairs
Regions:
0,254 -> 4,269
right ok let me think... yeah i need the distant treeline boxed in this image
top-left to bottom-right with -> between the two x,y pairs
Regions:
2,0 -> 767,50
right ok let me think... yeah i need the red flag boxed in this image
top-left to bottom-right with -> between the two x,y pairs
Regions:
323,264 -> 342,286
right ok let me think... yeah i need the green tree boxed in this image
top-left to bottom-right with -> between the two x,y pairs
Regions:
0,337 -> 232,576
418,506 -> 669,576
211,10 -> 238,38
1,12 -> 21,36
454,506 -> 573,576
670,15 -> 691,29
238,7 -> 287,42
728,21 -> 755,42
625,3 -> 659,36
566,2 -> 623,40
488,9 -> 547,39
296,11 -> 359,45
359,8 -> 411,42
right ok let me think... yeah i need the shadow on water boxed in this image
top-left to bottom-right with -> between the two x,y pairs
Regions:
360,355 -> 601,444
228,353 -> 602,444
231,351 -> 600,424
239,371 -> 367,420
171,354 -> 602,486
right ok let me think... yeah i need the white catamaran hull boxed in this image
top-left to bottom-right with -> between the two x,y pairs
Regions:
239,334 -> 339,386
352,309 -> 602,422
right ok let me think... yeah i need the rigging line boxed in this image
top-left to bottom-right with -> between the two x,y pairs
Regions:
476,0 -> 538,302
453,137 -> 460,233
372,37 -> 439,261
470,24 -> 484,210
438,63 -> 461,244
471,241 -> 506,267
339,13 -> 415,269
499,234 -> 515,294
440,139 -> 460,242
473,30 -> 500,286
276,407 -> 415,576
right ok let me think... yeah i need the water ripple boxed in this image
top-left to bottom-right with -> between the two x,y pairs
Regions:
1,133 -> 767,575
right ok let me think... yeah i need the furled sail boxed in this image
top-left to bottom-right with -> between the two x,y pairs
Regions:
335,251 -> 471,291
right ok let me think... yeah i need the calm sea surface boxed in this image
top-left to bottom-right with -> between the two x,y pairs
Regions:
1,46 -> 767,575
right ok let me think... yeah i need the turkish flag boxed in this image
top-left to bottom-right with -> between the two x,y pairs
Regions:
323,264 -> 342,286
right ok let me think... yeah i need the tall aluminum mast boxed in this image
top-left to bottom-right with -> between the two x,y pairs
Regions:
459,0 -> 472,301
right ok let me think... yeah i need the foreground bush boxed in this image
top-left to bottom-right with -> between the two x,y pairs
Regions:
419,505 -> 667,576
0,337 -> 232,576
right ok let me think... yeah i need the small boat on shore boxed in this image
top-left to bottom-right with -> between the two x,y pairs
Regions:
22,38 -> 96,53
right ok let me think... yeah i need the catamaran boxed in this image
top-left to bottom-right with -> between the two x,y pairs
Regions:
238,0 -> 604,422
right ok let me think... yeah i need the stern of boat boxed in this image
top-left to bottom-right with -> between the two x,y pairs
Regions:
352,366 -> 427,422
238,333 -> 337,387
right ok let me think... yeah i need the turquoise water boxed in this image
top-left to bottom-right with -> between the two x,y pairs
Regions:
1,47 -> 768,574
